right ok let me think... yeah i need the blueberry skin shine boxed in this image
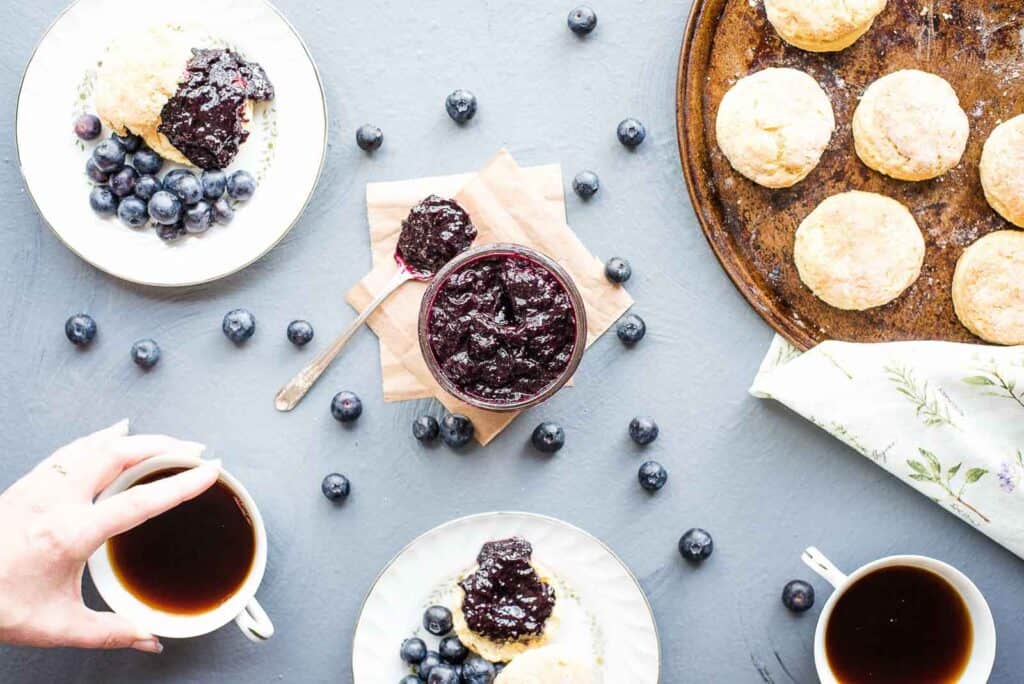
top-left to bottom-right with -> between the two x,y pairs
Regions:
412,415 -> 440,441
331,391 -> 363,422
531,422 -> 566,453
64,314 -> 97,346
678,528 -> 714,562
222,308 -> 256,343
286,320 -> 315,346
617,118 -> 647,148
130,339 -> 161,369
638,460 -> 668,491
572,170 -> 600,199
321,473 -> 351,501
355,124 -> 383,151
439,414 -> 474,448
782,579 -> 815,612
445,89 -> 478,123
567,6 -> 598,35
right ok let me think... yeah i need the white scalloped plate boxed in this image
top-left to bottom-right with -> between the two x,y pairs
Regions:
16,0 -> 326,286
352,512 -> 660,683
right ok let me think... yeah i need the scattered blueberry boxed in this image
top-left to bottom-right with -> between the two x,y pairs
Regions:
416,652 -> 443,679
162,169 -> 190,187
331,391 -> 363,422
439,414 -> 474,448
133,174 -> 161,201
617,118 -> 647,148
445,89 -> 478,123
531,422 -> 565,453
400,676 -> 424,684
92,139 -> 125,173
461,656 -> 496,684
222,308 -> 256,343
356,124 -> 383,151
132,147 -> 163,175
678,528 -> 714,562
85,157 -> 110,183
64,314 -> 97,346
782,580 -> 815,612
73,114 -> 102,141
156,222 -> 186,242
117,196 -> 149,227
413,415 -> 440,441
111,131 -> 142,153
572,170 -> 600,199
321,473 -> 351,501
638,460 -> 668,491
426,667 -> 458,684
400,637 -> 428,665
438,635 -> 467,664
130,338 -> 161,369
286,320 -> 314,346
567,6 -> 598,35
201,170 -> 227,200
605,257 -> 632,284
89,185 -> 118,216
164,170 -> 202,205
227,170 -> 257,201
183,201 -> 213,234
629,417 -> 659,445
147,190 -> 182,225
109,165 -> 138,197
423,605 -> 453,636
616,313 -> 646,344
212,197 -> 235,224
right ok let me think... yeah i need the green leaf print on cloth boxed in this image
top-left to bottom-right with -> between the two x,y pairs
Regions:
907,449 -> 989,523
886,363 -> 962,429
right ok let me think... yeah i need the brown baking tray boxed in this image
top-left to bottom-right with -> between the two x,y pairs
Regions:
677,0 -> 1024,350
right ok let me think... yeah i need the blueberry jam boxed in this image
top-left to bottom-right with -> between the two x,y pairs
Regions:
396,195 -> 477,276
158,49 -> 274,170
459,538 -> 556,643
427,253 -> 577,404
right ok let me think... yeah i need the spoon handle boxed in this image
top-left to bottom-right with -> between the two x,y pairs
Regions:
274,267 -> 414,412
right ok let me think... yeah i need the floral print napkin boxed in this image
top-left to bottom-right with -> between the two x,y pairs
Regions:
751,335 -> 1024,558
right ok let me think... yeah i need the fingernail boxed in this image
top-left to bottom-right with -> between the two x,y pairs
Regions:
113,418 -> 131,434
131,638 -> 163,654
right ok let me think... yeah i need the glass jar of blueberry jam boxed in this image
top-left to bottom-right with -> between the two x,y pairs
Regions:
418,244 -> 588,411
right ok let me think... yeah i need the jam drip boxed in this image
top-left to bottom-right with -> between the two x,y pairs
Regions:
459,538 -> 556,642
428,254 -> 577,404
158,48 -> 275,170
396,195 -> 477,275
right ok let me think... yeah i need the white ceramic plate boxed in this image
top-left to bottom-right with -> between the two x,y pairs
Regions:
16,0 -> 327,286
352,512 -> 660,683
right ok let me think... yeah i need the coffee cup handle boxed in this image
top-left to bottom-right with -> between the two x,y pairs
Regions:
801,547 -> 848,589
235,598 -> 274,642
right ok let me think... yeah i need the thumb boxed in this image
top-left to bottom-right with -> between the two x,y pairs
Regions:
63,609 -> 163,653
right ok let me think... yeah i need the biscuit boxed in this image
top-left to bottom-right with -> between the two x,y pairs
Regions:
952,230 -> 1024,345
852,70 -> 969,181
794,191 -> 925,310
715,68 -> 835,189
980,115 -> 1024,228
765,0 -> 888,52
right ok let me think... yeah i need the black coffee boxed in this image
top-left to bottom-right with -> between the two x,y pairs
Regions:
825,565 -> 972,683
107,468 -> 256,614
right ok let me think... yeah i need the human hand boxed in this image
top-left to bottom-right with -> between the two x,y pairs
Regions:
0,420 -> 220,653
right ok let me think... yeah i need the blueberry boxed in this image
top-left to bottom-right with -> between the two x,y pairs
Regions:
629,416 -> 659,445
132,147 -> 163,175
321,473 -> 351,501
572,170 -> 599,199
64,314 -> 97,346
638,460 -> 668,491
439,414 -> 474,448
156,222 -> 186,242
461,656 -> 496,684
133,175 -> 161,202
212,197 -> 235,224
782,580 -> 815,612
227,170 -> 257,201
222,308 -> 256,343
605,257 -> 632,284
426,667 -> 458,684
412,415 -> 440,442
201,169 -> 227,200
531,422 -> 565,453
617,118 -> 647,148
399,676 -> 424,684
92,139 -> 125,173
147,190 -> 182,225
111,131 -> 142,153
438,635 -> 467,664
330,391 -> 363,422
445,89 -> 477,123
85,157 -> 110,183
117,196 -> 149,227
89,185 -> 118,216
164,170 -> 202,205
567,6 -> 597,35
130,338 -> 161,369
162,168 -> 190,187
400,637 -> 428,664
109,165 -> 138,197
617,313 -> 646,344
183,201 -> 213,234
356,124 -> 383,151
423,605 -> 453,636
73,114 -> 102,141
286,320 -> 315,346
416,652 -> 442,679
678,528 -> 714,562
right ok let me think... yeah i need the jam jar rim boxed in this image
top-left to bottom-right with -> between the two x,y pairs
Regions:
417,243 -> 588,413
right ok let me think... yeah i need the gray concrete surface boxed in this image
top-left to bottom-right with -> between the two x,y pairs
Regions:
1,1 -> 1022,682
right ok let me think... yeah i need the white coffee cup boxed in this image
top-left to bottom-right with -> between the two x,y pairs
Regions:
87,454 -> 274,643
802,547 -> 995,683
